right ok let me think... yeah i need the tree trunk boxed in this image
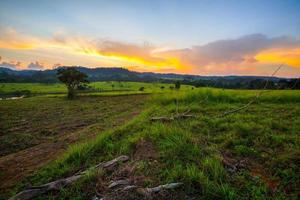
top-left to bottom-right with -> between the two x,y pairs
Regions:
67,86 -> 76,99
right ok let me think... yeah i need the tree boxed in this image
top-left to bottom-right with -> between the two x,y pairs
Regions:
175,81 -> 181,90
139,86 -> 145,91
57,68 -> 88,99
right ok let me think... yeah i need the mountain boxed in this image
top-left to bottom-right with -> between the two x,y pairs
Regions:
0,66 -> 299,89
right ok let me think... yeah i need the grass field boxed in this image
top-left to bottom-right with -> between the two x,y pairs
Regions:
1,85 -> 300,199
0,82 -> 194,96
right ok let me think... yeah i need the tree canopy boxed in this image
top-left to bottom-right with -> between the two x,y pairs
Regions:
57,68 -> 88,99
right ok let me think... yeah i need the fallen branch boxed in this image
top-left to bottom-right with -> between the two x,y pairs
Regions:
108,179 -> 130,189
97,182 -> 183,200
218,100 -> 254,118
121,182 -> 183,193
145,182 -> 183,193
9,155 -> 129,200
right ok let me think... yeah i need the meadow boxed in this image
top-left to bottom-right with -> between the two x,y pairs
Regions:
0,82 -> 193,96
0,83 -> 299,199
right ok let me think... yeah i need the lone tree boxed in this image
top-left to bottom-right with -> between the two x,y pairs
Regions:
175,81 -> 181,90
57,67 -> 88,99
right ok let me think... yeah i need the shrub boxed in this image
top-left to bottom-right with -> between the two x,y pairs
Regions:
175,81 -> 181,89
139,86 -> 145,91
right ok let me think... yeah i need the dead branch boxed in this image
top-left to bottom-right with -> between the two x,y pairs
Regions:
122,185 -> 139,191
121,182 -> 183,193
145,182 -> 183,193
150,116 -> 175,122
9,155 -> 129,200
97,182 -> 183,200
108,179 -> 130,189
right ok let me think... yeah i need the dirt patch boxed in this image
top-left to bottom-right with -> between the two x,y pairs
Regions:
0,95 -> 147,197
250,166 -> 280,193
133,139 -> 158,160
222,151 -> 280,193
221,151 -> 248,173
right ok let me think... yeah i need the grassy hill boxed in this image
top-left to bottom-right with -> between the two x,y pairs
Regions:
3,88 -> 299,199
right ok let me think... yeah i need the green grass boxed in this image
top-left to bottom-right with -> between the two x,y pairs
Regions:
0,81 -> 194,95
2,88 -> 300,199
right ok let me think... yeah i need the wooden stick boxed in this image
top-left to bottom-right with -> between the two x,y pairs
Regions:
9,156 -> 129,200
145,182 -> 183,193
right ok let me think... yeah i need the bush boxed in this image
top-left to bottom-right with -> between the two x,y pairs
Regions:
139,87 -> 145,91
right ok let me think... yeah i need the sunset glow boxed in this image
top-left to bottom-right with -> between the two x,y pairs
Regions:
256,48 -> 300,67
0,0 -> 300,77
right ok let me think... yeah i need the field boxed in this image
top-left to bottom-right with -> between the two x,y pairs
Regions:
0,92 -> 147,197
0,83 -> 300,199
0,82 -> 193,96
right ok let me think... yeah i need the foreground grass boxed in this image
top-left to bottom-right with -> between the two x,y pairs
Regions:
6,89 -> 300,199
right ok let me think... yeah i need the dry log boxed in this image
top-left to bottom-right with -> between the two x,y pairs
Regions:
9,155 -> 129,200
122,182 -> 183,193
97,182 -> 183,200
122,185 -> 139,191
92,155 -> 129,170
145,182 -> 183,193
108,179 -> 130,189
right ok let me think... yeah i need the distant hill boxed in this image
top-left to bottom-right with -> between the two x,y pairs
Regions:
0,66 -> 299,89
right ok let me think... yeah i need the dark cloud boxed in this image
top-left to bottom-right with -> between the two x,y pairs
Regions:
27,61 -> 45,70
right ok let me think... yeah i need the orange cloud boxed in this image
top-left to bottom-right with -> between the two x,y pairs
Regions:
1,29 -> 300,75
0,28 -> 40,49
255,48 -> 300,67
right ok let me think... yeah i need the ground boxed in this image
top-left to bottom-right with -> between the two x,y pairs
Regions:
0,94 -> 147,197
1,84 -> 300,200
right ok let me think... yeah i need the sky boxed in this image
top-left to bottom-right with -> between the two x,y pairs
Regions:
0,0 -> 300,77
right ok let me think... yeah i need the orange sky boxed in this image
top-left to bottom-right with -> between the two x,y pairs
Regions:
0,28 -> 300,77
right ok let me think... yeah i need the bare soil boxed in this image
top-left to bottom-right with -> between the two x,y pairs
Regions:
0,95 -> 147,193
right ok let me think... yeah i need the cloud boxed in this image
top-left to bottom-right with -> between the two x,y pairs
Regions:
0,28 -> 300,75
52,63 -> 62,69
0,61 -> 22,69
0,27 -> 41,49
51,31 -> 168,68
95,40 -> 161,62
160,34 -> 300,68
27,61 -> 45,70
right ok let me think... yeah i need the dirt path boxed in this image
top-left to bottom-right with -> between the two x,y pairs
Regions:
0,95 -> 147,195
